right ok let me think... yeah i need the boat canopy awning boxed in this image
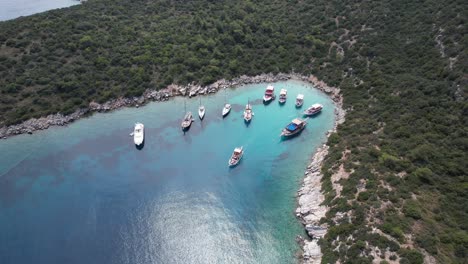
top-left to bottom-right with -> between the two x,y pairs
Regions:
296,94 -> 304,99
312,103 -> 322,108
287,123 -> 298,131
291,118 -> 302,125
280,89 -> 287,95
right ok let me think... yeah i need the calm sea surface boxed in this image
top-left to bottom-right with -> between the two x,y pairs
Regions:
0,80 -> 335,264
0,0 -> 79,21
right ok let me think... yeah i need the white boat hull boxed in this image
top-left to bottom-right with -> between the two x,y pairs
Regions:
198,107 -> 205,120
133,123 -> 144,146
222,105 -> 231,117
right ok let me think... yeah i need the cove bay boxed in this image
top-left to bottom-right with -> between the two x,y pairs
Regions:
0,80 -> 336,264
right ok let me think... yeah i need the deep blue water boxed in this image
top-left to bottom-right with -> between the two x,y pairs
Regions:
0,0 -> 79,21
0,80 -> 335,264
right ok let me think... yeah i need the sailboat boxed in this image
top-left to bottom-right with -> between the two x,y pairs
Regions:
198,97 -> 205,120
181,101 -> 193,130
295,94 -> 304,108
243,98 -> 253,123
222,88 -> 231,117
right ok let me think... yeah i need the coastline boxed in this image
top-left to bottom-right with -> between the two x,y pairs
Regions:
0,73 -> 342,139
0,73 -> 345,263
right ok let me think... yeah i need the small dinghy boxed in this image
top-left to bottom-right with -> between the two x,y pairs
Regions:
281,118 -> 307,138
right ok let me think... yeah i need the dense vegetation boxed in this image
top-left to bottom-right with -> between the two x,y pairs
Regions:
0,0 -> 466,263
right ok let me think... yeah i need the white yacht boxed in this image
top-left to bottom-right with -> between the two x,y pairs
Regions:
133,123 -> 144,146
222,103 -> 231,117
198,98 -> 205,120
263,85 -> 275,103
295,94 -> 304,108
279,89 -> 287,104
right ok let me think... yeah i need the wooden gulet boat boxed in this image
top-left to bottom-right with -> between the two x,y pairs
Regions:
281,118 -> 307,138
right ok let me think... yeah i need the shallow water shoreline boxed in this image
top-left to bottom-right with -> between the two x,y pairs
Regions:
0,73 -> 342,140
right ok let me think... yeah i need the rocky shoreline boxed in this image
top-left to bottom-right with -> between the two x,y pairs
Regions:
295,78 -> 345,263
0,73 -> 342,139
0,72 -> 345,264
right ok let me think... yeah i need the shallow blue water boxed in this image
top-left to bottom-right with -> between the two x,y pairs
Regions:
0,80 -> 335,264
0,0 -> 79,21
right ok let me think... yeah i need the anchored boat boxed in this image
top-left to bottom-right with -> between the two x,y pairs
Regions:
263,85 -> 275,104
222,103 -> 231,117
281,118 -> 307,138
228,146 -> 244,167
303,103 -> 323,116
222,88 -> 231,117
181,101 -> 193,130
133,123 -> 144,146
279,89 -> 287,104
181,112 -> 193,130
243,99 -> 253,123
295,94 -> 304,108
198,98 -> 205,120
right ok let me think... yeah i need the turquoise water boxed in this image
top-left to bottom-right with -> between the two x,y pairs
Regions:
0,80 -> 335,264
0,0 -> 79,21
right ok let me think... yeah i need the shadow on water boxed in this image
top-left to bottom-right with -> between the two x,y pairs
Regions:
135,140 -> 145,150
250,99 -> 264,106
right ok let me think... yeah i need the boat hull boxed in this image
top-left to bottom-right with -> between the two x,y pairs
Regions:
133,123 -> 144,146
198,111 -> 205,120
181,122 -> 192,131
295,103 -> 303,108
222,109 -> 231,117
228,156 -> 243,167
303,110 -> 321,116
281,127 -> 305,138
263,96 -> 274,104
